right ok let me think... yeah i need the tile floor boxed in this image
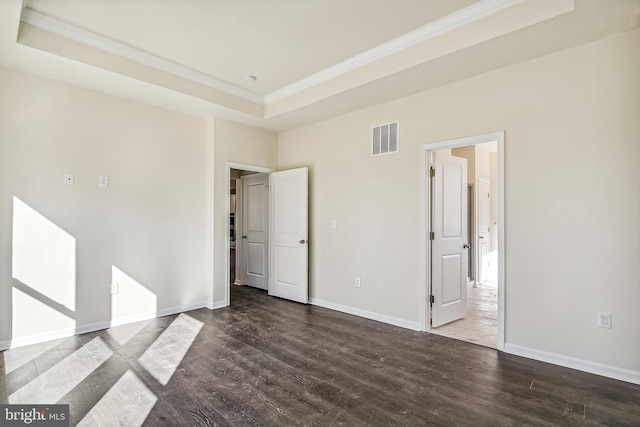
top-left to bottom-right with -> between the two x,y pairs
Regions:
431,282 -> 498,348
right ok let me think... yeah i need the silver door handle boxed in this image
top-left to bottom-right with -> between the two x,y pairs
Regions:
478,236 -> 484,239
242,236 -> 247,239
463,243 -> 470,249
300,239 -> 307,244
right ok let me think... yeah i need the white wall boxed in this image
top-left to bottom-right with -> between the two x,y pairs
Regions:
212,118 -> 277,306
0,67 -> 211,348
278,29 -> 640,375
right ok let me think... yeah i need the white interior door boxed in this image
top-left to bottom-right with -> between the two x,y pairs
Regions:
269,167 -> 308,303
478,178 -> 491,283
431,152 -> 468,327
242,173 -> 269,290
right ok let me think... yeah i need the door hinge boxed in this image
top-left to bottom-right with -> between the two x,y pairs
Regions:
430,167 -> 435,177
430,295 -> 435,305
429,231 -> 435,240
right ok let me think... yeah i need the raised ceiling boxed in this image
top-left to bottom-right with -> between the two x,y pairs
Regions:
1,0 -> 639,131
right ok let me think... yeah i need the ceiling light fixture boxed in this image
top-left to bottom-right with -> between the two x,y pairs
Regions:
243,75 -> 257,82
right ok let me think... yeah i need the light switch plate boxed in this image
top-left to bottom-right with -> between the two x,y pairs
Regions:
99,175 -> 109,188
64,173 -> 74,185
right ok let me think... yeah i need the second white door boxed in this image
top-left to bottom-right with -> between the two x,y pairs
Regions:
242,173 -> 269,290
269,167 -> 309,303
431,152 -> 469,327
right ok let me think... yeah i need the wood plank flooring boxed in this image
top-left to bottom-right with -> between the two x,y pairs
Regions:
1,285 -> 639,426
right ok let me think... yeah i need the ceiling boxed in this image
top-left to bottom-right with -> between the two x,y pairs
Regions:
1,0 -> 639,131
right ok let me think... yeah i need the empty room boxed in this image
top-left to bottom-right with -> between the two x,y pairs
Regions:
1,0 -> 639,425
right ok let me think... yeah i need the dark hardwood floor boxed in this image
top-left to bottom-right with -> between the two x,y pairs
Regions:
1,285 -> 639,426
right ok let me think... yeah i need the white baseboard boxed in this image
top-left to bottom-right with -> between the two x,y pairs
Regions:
5,301 -> 212,350
504,343 -> 640,385
156,300 -> 210,318
77,321 -> 111,335
9,327 -> 80,349
310,298 -> 421,331
210,300 -> 228,309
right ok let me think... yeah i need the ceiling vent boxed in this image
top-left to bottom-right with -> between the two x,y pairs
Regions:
372,121 -> 399,156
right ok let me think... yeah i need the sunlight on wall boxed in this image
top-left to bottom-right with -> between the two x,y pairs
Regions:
481,249 -> 499,284
11,197 -> 76,341
9,337 -> 112,404
138,314 -> 203,386
110,266 -> 157,329
77,370 -> 157,426
11,288 -> 75,342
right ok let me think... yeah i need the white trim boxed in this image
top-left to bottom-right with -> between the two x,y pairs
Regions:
20,8 -> 263,105
225,162 -> 276,308
311,298 -> 421,331
77,321 -> 111,334
496,135 -> 506,350
10,327 -> 84,349
210,300 -> 228,310
505,343 -> 640,386
420,131 -> 505,351
264,0 -> 525,103
6,301 -> 211,350
206,118 -> 216,312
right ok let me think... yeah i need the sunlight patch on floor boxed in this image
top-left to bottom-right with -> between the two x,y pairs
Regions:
138,314 -> 203,386
77,369 -> 157,426
9,337 -> 112,404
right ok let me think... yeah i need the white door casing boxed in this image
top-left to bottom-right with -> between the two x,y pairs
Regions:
242,173 -> 269,290
478,178 -> 491,283
431,152 -> 468,327
269,167 -> 309,303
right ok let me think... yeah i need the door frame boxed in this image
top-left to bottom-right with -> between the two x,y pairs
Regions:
225,162 -> 275,306
420,131 -> 505,350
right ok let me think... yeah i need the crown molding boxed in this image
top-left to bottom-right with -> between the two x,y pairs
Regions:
20,0 -> 542,109
263,0 -> 527,104
20,7 -> 265,105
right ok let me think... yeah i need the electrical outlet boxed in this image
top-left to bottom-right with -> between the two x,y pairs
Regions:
598,312 -> 611,329
355,277 -> 361,288
111,282 -> 119,295
331,219 -> 337,230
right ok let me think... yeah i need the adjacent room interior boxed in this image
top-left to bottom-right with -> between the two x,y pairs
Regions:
429,141 -> 500,349
1,0 -> 639,425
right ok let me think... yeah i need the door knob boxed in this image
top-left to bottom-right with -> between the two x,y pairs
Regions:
478,236 -> 485,239
242,236 -> 247,239
299,239 -> 307,244
463,243 -> 470,249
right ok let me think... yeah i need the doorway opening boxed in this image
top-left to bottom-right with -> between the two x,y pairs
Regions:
421,132 -> 505,350
226,163 -> 273,305
225,162 -> 310,306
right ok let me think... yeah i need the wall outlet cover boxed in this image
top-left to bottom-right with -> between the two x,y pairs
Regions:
598,312 -> 611,329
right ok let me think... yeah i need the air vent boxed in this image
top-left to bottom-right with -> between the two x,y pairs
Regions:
372,121 -> 399,156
